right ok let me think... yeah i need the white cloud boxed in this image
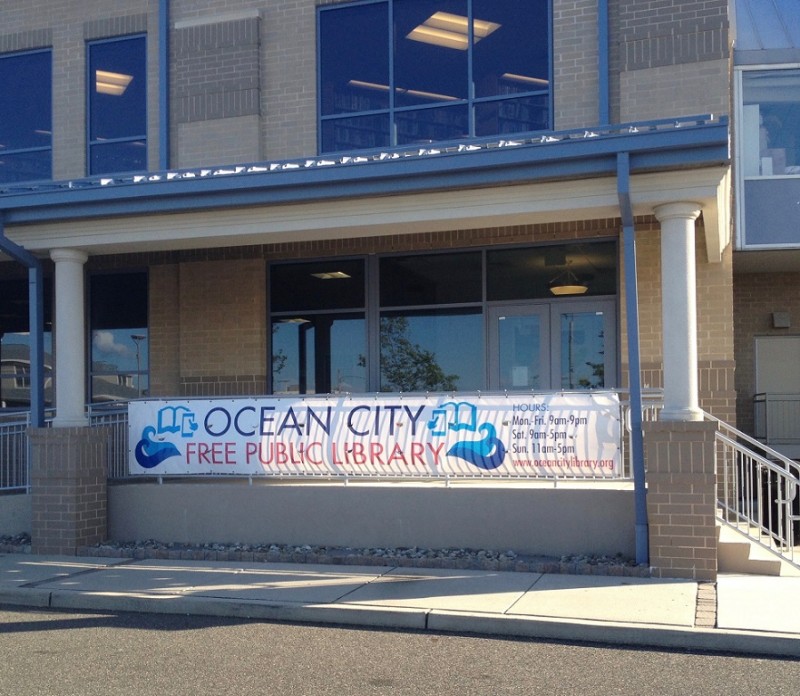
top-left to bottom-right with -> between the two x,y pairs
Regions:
93,330 -> 129,356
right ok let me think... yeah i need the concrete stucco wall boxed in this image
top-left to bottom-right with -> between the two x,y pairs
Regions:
109,481 -> 636,558
0,493 -> 32,536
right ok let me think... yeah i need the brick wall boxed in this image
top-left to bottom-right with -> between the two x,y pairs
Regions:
610,0 -> 730,123
644,420 -> 718,581
30,427 -> 109,555
149,263 -> 181,396
177,257 -> 267,396
553,0 -> 600,130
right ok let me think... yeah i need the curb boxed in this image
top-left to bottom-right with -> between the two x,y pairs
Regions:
3,587 -> 800,659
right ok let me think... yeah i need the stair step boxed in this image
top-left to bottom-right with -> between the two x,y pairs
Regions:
717,525 -> 785,576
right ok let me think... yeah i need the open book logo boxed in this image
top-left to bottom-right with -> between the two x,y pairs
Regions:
134,405 -> 198,469
428,401 -> 506,470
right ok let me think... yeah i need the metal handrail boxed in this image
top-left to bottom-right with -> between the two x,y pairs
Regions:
710,411 -> 800,568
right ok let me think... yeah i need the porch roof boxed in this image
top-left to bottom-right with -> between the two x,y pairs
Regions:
1,115 -> 730,261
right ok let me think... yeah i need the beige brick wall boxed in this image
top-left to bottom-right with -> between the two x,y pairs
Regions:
553,0 -> 600,130
149,263 -> 181,396
619,60 -> 730,123
177,257 -> 267,395
175,115 -> 261,168
30,426 -> 109,555
644,420 -> 718,581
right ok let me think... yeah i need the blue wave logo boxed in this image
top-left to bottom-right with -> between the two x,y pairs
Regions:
446,422 -> 507,470
428,401 -> 507,470
135,426 -> 181,469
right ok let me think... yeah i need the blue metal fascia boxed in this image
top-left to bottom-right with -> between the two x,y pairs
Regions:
1,121 -> 729,225
0,216 -> 45,427
159,0 -> 170,170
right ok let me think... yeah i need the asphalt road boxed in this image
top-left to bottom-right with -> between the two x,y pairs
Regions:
1,606 -> 799,695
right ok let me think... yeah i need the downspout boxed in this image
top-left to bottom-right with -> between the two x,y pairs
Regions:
598,0 -> 610,125
617,152 -> 648,566
0,215 -> 45,428
159,0 -> 170,170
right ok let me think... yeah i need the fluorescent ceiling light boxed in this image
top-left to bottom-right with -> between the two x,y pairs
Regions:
501,73 -> 550,87
348,80 -> 458,102
311,271 -> 351,280
96,69 -> 133,96
281,318 -> 311,324
407,11 -> 500,50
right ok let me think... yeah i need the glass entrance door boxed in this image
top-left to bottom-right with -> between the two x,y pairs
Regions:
489,300 -> 616,391
489,305 -> 549,390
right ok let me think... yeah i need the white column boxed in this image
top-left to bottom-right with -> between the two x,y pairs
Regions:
654,202 -> 703,421
50,248 -> 89,427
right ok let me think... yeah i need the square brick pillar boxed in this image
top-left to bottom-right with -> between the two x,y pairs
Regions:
644,420 -> 718,581
30,427 -> 109,555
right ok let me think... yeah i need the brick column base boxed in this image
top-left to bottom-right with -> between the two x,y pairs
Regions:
30,427 -> 109,555
644,420 -> 718,582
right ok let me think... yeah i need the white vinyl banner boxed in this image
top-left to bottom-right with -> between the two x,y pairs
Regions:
129,392 -> 621,478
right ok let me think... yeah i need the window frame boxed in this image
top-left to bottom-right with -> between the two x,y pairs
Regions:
0,48 -> 53,184
317,0 -> 553,154
735,63 -> 800,249
268,240 -> 617,395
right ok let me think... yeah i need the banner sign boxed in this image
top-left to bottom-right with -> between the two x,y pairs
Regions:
129,392 -> 621,478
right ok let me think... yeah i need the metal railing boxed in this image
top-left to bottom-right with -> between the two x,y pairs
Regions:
0,411 -> 31,491
90,406 -> 129,480
713,413 -> 800,568
0,405 -> 129,491
753,392 -> 800,444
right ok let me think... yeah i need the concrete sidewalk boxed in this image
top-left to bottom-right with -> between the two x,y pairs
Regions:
1,553 -> 799,658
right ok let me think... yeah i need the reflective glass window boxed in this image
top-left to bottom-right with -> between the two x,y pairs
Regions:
89,272 -> 148,402
739,69 -> 800,246
393,0 -> 469,108
487,242 -> 617,301
271,314 -> 366,395
271,259 -> 365,312
559,311 -> 607,389
318,0 -> 551,153
472,0 -> 549,99
0,50 -> 52,183
396,105 -> 469,145
0,278 -> 54,409
380,252 -> 481,306
741,69 -> 800,178
88,36 -> 147,175
320,2 -> 389,116
380,309 -> 482,392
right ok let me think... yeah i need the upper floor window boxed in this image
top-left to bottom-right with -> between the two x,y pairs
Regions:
318,0 -> 551,153
737,67 -> 800,247
87,35 -> 147,175
741,69 -> 800,179
0,49 -> 52,184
